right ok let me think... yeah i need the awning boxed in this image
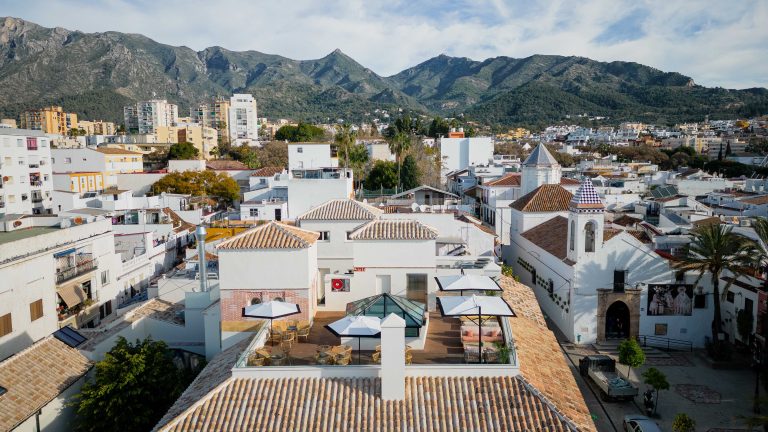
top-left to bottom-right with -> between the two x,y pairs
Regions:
54,248 -> 76,258
58,284 -> 87,308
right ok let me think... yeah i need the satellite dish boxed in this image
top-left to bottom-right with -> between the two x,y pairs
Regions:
60,218 -> 71,228
410,203 -> 420,212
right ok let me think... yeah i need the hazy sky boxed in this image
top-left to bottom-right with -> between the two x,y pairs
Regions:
4,0 -> 767,88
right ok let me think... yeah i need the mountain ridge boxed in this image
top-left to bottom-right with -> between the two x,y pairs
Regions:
0,16 -> 766,127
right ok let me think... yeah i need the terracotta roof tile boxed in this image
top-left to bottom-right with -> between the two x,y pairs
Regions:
297,199 -> 383,221
349,219 -> 439,240
251,166 -> 284,177
94,147 -> 143,155
613,214 -> 642,227
511,185 -> 573,212
691,216 -> 723,227
603,228 -> 652,244
484,173 -> 521,187
217,222 -> 319,249
740,195 -> 768,205
0,337 -> 92,431
500,276 -> 596,432
521,216 -> 569,261
206,160 -> 249,170
560,177 -> 581,185
159,376 -> 578,432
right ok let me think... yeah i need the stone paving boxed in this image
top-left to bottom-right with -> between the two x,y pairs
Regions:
675,384 -> 721,404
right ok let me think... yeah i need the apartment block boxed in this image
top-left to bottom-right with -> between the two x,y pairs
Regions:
0,128 -> 54,215
156,125 -> 218,159
124,99 -> 179,134
191,97 -> 230,139
19,106 -> 79,135
228,94 -> 259,146
78,120 -> 117,135
52,147 -> 143,188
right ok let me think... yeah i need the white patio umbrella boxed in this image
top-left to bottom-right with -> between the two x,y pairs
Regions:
435,274 -> 502,296
325,315 -> 382,364
243,300 -> 301,346
437,294 -> 516,363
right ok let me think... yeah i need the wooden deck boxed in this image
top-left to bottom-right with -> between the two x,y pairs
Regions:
259,311 -> 467,365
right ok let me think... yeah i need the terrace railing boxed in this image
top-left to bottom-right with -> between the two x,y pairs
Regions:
56,258 -> 98,284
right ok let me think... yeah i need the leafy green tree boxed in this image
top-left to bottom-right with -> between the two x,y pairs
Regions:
400,154 -> 420,190
344,143 -> 369,187
275,122 -> 326,142
672,413 -> 696,432
151,170 -> 240,202
229,144 -> 260,169
674,224 -> 756,355
335,123 -> 357,167
73,337 -> 201,432
618,338 -> 646,379
642,367 -> 670,416
364,161 -> 398,190
167,141 -> 200,160
427,116 -> 450,138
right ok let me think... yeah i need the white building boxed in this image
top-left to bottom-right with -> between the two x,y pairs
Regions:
287,167 -> 354,219
51,147 -> 143,188
229,94 -> 259,146
439,136 -> 493,180
0,215 -> 122,360
0,128 -> 54,215
503,174 -> 713,346
124,99 -> 179,134
288,143 -> 338,170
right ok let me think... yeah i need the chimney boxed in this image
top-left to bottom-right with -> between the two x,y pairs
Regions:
380,313 -> 406,401
195,225 -> 208,292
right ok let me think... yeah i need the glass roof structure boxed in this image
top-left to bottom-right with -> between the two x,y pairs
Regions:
345,293 -> 426,329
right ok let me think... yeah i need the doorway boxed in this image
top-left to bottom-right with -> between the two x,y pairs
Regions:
605,301 -> 630,339
274,208 -> 282,221
406,274 -> 428,303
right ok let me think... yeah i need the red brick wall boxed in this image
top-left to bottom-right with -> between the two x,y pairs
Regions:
221,289 -> 311,323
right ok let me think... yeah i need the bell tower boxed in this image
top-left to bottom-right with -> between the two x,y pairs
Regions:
521,144 -> 561,196
567,179 -> 605,263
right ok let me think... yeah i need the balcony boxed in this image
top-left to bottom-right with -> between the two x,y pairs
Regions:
56,258 -> 98,284
28,163 -> 40,169
30,181 -> 43,187
31,196 -> 43,203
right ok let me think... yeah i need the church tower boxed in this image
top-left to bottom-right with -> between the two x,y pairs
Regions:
521,144 -> 562,196
567,179 -> 605,263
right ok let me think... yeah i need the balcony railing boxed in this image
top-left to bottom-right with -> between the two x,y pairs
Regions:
31,196 -> 43,203
56,259 -> 98,284
30,181 -> 43,187
28,163 -> 40,168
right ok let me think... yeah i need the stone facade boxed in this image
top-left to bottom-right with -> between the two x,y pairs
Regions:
596,288 -> 642,342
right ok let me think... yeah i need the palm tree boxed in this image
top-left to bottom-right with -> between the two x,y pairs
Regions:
388,131 -> 412,188
334,124 -> 356,168
674,223 -> 756,353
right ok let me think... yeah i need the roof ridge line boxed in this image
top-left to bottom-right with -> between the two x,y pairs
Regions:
515,375 -> 581,431
273,222 -> 311,248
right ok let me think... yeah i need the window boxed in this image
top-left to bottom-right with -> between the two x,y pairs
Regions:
29,299 -> 43,321
64,157 -> 72,164
101,270 -> 110,285
319,231 -> 330,241
569,220 -> 575,251
613,270 -> 627,292
249,208 -> 259,217
273,297 -> 285,302
726,292 -> 735,303
0,313 -> 11,337
694,294 -> 706,309
584,222 -> 596,252
297,147 -> 303,153
250,298 -> 262,305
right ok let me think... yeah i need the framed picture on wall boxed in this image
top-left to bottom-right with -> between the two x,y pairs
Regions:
654,323 -> 668,336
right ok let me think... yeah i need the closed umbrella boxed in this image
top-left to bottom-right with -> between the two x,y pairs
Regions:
243,300 -> 301,346
435,274 -> 502,296
437,294 -> 515,363
325,315 -> 382,364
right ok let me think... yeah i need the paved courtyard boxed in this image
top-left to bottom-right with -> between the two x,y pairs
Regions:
551,325 -> 756,431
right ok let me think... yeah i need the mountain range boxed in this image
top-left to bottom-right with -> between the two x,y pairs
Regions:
0,16 -> 766,128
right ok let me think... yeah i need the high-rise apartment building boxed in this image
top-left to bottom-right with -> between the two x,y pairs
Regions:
228,94 -> 259,146
19,106 -> 79,135
0,129 -> 54,215
123,99 -> 179,134
191,97 -> 230,140
78,120 -> 117,135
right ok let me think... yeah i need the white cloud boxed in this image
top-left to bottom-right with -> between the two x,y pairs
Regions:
3,0 -> 766,88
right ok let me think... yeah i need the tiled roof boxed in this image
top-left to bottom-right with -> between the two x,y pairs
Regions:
391,185 -> 458,199
162,208 -> 196,234
523,144 -> 559,167
217,222 -> 319,249
0,337 -> 92,431
251,166 -> 284,177
94,147 -> 143,155
484,173 -> 521,187
511,184 -> 573,212
521,216 -> 569,261
499,276 -> 596,431
691,216 -> 722,227
741,195 -> 768,205
603,229 -> 652,244
297,199 -> 383,221
569,180 -> 604,211
559,177 -> 581,186
348,219 -> 439,241
613,214 -> 642,227
206,160 -> 249,170
158,376 -> 577,432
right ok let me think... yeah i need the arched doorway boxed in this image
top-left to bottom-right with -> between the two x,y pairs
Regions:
605,301 -> 630,339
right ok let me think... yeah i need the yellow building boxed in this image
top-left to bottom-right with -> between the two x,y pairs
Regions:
156,125 -> 217,159
191,98 -> 230,139
78,120 -> 116,135
66,172 -> 105,193
20,106 -> 78,135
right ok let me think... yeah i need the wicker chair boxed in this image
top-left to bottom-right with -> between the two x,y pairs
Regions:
296,325 -> 311,343
371,351 -> 381,364
339,345 -> 353,356
405,352 -> 413,365
247,354 -> 265,367
280,332 -> 295,351
335,354 -> 351,366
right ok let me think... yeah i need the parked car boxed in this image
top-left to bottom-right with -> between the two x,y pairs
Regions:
623,415 -> 662,432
